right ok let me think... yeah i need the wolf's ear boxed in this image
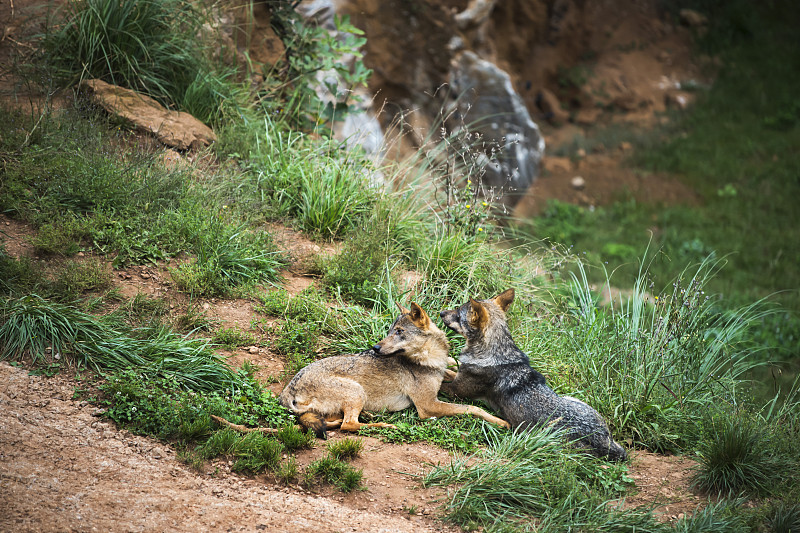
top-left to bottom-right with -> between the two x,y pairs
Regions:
468,298 -> 489,329
409,302 -> 431,328
395,301 -> 411,315
494,289 -> 515,312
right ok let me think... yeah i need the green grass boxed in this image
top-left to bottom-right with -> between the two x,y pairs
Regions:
39,0 -> 241,124
521,1 -> 800,364
305,454 -> 365,493
356,408 -> 497,453
326,437 -> 364,461
212,327 -> 258,349
0,295 -> 243,391
691,413 -> 781,496
0,106 -> 285,295
2,0 -> 799,526
512,257 -> 778,452
320,216 -> 398,306
424,426 -> 656,532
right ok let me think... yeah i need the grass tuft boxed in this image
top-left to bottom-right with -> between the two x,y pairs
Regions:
692,413 -> 781,496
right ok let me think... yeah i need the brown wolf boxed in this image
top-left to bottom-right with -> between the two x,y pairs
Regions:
439,289 -> 627,461
278,302 -> 509,438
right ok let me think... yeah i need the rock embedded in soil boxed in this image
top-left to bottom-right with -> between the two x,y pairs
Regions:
79,79 -> 217,151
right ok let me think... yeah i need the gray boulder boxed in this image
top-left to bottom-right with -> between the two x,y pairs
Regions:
448,51 -> 545,205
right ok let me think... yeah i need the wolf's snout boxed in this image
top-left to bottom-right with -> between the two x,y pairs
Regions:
372,344 -> 382,354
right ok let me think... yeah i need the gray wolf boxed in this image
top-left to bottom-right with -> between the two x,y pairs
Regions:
439,289 -> 627,461
279,302 -> 509,438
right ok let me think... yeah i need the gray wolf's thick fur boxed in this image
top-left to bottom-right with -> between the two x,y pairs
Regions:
279,303 -> 509,438
440,289 -> 627,461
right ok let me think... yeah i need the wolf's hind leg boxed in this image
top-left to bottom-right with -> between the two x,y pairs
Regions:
339,401 -> 397,432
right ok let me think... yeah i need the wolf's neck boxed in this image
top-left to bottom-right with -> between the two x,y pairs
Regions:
465,332 -> 526,364
405,338 -> 450,368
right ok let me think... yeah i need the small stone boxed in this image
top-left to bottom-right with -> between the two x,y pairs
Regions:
248,346 -> 259,354
576,148 -> 586,158
679,8 -> 708,28
92,408 -> 107,417
619,141 -> 633,151
665,92 -> 692,110
202,303 -> 211,310
140,273 -> 150,279
571,176 -> 586,190
77,252 -> 85,257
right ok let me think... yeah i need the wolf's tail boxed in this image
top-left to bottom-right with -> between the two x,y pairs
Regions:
607,440 -> 627,462
298,412 -> 328,439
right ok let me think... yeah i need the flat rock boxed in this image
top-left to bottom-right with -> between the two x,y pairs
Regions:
80,79 -> 216,151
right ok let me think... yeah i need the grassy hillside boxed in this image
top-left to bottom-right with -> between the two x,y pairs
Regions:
1,1 -> 799,531
523,0 -> 800,369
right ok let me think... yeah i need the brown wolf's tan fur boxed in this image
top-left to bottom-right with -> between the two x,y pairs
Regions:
279,303 -> 509,438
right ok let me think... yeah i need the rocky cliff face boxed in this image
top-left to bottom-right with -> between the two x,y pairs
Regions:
294,0 -> 706,207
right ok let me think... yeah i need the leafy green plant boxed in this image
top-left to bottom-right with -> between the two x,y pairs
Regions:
264,9 -> 372,131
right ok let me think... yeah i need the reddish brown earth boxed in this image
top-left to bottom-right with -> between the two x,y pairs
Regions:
0,0 -> 713,530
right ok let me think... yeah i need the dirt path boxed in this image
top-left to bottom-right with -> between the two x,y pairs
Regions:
0,362 -> 459,533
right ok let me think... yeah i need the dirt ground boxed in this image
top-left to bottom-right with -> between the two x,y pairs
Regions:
0,0 -> 714,530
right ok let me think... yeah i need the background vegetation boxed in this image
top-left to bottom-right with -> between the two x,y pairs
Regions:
1,0 -> 799,530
